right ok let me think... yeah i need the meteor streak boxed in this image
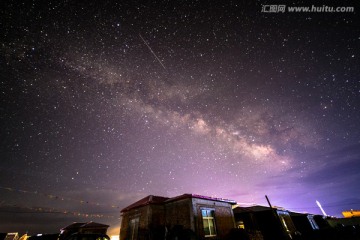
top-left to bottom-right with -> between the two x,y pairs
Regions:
139,33 -> 166,69
316,200 -> 328,216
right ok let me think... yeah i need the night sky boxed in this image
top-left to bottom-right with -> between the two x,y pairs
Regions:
1,0 -> 360,236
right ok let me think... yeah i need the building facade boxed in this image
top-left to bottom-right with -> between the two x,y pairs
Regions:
233,205 -> 297,240
120,194 -> 236,240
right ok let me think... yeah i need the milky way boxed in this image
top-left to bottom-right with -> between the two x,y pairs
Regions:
1,1 -> 360,235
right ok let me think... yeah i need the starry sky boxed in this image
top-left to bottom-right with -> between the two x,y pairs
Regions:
1,0 -> 360,235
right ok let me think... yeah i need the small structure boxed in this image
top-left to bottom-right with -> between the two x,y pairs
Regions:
342,210 -> 360,218
289,212 -> 323,238
120,193 -> 237,240
18,234 -> 29,240
327,216 -> 360,228
2,233 -> 19,240
60,222 -> 109,240
289,212 -> 360,239
233,205 -> 297,240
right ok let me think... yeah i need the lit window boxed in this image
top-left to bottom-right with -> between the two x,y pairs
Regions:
129,217 -> 139,240
201,209 -> 217,237
236,220 -> 245,229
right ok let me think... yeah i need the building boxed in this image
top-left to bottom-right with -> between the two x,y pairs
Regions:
1,233 -> 19,240
288,212 -> 326,239
120,193 -> 237,240
289,212 -> 320,233
342,210 -> 360,218
59,222 -> 109,240
233,205 -> 298,240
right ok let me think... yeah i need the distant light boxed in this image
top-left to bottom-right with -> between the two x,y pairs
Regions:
110,235 -> 119,240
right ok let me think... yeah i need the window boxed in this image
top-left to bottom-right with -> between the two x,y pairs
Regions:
277,210 -> 296,234
129,217 -> 139,240
236,220 -> 245,229
201,209 -> 217,237
307,215 -> 319,230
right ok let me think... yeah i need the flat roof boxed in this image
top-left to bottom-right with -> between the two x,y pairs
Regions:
121,193 -> 237,212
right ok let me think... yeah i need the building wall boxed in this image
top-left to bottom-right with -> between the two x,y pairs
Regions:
291,215 -> 313,234
120,197 -> 235,240
234,209 -> 299,240
148,204 -> 166,239
327,216 -> 360,228
120,205 -> 151,240
165,198 -> 192,230
192,198 -> 235,240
